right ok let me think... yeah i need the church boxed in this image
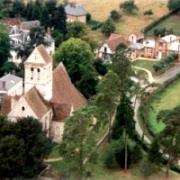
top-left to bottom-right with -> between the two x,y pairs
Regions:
0,45 -> 87,142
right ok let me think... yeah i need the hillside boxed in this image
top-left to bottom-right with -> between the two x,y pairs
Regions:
74,0 -> 169,34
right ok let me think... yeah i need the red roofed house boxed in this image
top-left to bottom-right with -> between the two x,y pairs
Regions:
0,45 -> 87,142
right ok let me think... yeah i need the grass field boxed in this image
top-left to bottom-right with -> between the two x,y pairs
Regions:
132,60 -> 156,73
147,78 -> 180,134
74,0 -> 168,34
146,14 -> 180,36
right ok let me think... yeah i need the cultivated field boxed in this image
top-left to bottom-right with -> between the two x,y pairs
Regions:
74,0 -> 169,34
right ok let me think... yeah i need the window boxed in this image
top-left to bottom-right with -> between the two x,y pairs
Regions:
37,68 -> 40,73
104,47 -> 107,53
31,67 -> 34,71
22,106 -> 25,111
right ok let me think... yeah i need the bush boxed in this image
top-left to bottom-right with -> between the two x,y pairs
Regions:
88,19 -> 103,30
93,58 -> 108,76
153,27 -> 174,37
86,13 -> 91,22
101,18 -> 115,37
168,0 -> 180,11
110,10 -> 121,21
144,9 -> 153,15
120,0 -> 138,14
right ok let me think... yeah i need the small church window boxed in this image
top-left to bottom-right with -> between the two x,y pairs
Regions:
37,68 -> 40,73
31,67 -> 34,71
22,106 -> 25,111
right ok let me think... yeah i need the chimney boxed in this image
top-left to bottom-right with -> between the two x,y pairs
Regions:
2,81 -> 6,90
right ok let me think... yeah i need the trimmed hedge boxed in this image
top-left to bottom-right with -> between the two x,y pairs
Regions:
143,8 -> 180,34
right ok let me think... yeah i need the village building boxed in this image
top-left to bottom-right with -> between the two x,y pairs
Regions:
0,45 -> 87,142
65,3 -> 87,23
1,18 -> 55,65
99,33 -> 180,62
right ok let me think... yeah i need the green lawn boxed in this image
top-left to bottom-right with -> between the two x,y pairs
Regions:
147,78 -> 180,134
132,60 -> 156,73
146,15 -> 180,36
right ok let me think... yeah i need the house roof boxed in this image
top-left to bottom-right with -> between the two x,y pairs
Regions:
129,43 -> 144,50
106,33 -> 127,51
51,63 -> 87,110
20,20 -> 40,30
52,103 -> 72,122
65,4 -> 87,16
24,87 -> 51,119
0,74 -> 22,92
162,34 -> 177,43
1,18 -> 22,27
143,39 -> 156,48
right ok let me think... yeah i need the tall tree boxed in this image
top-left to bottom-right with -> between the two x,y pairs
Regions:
55,38 -> 98,98
111,94 -> 135,171
0,25 -> 10,75
157,106 -> 180,178
59,107 -> 96,180
101,18 -> 115,37
96,71 -> 120,140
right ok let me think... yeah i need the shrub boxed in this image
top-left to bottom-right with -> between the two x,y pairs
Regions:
110,10 -> 121,21
144,9 -> 153,15
101,18 -> 115,37
93,58 -> 108,76
86,13 -> 91,22
88,19 -> 103,30
120,0 -> 138,14
168,0 -> 180,11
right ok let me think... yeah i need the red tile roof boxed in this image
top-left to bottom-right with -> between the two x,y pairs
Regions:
1,18 -> 22,27
24,87 -> 51,119
36,45 -> 52,65
51,63 -> 87,110
106,33 -> 127,51
52,103 -> 72,122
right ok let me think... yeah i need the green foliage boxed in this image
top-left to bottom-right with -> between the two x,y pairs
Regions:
101,18 -> 115,37
111,94 -> 135,140
93,58 -> 108,76
86,13 -> 92,22
59,107 -> 96,179
88,19 -> 103,30
153,27 -> 173,37
120,0 -> 138,14
168,0 -> 180,11
55,38 -> 98,98
0,116 -> 52,178
153,53 -> 177,73
103,139 -> 142,169
110,10 -> 121,21
144,9 -> 153,16
0,25 -> 10,75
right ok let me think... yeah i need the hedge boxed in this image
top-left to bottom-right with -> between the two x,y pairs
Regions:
143,7 -> 180,34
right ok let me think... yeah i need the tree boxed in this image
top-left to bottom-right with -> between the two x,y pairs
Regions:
0,116 -> 52,178
168,0 -> 180,11
110,10 -> 121,21
0,25 -> 10,75
111,94 -> 136,171
96,71 -> 120,140
120,0 -> 138,14
157,106 -> 180,178
59,107 -> 96,180
55,38 -> 98,98
111,44 -> 132,94
101,18 -> 115,37
11,0 -> 26,17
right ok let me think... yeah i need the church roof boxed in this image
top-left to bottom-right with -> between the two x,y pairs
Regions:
24,87 -> 51,119
52,63 -> 87,110
25,44 -> 52,65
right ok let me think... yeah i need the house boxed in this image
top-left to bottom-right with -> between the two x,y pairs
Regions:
99,32 -> 180,62
65,3 -> 87,23
0,45 -> 87,142
98,33 -> 128,62
0,74 -> 23,97
1,18 -> 55,65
